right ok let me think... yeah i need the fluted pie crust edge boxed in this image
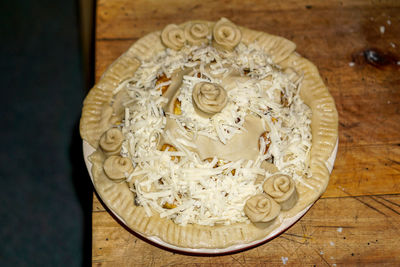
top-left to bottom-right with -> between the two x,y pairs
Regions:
80,20 -> 338,249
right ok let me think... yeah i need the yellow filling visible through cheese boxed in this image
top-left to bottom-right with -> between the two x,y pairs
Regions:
118,43 -> 312,226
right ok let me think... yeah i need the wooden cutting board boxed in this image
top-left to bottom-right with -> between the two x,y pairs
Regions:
91,0 -> 400,265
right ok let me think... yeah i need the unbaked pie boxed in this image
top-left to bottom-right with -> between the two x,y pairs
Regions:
80,18 -> 338,249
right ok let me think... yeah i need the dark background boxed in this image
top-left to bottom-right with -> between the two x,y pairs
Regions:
0,0 -> 93,266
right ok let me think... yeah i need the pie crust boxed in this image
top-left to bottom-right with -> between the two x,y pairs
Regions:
80,19 -> 338,249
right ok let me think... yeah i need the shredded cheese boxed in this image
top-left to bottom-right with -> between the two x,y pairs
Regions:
118,41 -> 312,226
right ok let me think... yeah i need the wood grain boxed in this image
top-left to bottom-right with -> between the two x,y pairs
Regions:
92,195 -> 400,266
95,0 -> 400,40
91,0 -> 400,265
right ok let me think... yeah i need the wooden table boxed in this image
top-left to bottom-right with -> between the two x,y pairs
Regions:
92,0 -> 400,265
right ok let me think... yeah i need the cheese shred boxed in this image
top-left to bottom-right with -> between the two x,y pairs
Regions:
119,42 -> 312,226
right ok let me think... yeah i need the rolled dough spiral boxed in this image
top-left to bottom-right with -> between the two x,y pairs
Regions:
99,128 -> 124,156
212,18 -> 241,51
263,174 -> 298,210
161,24 -> 186,50
244,194 -> 281,223
192,82 -> 228,115
184,22 -> 210,46
103,155 -> 134,181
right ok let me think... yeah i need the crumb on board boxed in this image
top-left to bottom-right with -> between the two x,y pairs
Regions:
320,251 -> 324,255
281,257 -> 289,265
387,20 -> 391,25
349,62 -> 355,67
380,26 -> 385,34
390,42 -> 396,48
330,241 -> 335,246
337,227 -> 343,233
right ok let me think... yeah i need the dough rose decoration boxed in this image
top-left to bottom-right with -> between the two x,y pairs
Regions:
263,174 -> 298,211
161,24 -> 186,50
99,128 -> 124,156
192,82 -> 228,116
244,194 -> 281,223
184,22 -> 210,46
212,17 -> 242,51
103,155 -> 134,181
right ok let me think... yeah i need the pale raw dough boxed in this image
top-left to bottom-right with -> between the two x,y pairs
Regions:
80,18 -> 338,249
244,194 -> 281,223
99,128 -> 124,156
263,174 -> 298,211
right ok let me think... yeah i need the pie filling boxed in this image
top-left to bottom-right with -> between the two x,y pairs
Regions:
99,19 -> 313,227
